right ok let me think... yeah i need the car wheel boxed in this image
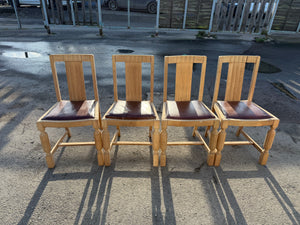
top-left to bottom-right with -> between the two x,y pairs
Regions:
108,0 -> 118,10
147,1 -> 156,14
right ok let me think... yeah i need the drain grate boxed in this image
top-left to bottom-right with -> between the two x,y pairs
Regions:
271,82 -> 297,100
117,49 -> 134,54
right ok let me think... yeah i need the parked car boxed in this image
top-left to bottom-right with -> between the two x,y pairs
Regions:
105,0 -> 157,14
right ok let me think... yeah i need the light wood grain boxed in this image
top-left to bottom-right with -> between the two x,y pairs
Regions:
37,54 -> 103,168
162,55 -> 220,167
211,55 -> 279,166
103,55 -> 160,167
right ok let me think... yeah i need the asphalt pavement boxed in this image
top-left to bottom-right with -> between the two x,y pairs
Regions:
0,18 -> 300,225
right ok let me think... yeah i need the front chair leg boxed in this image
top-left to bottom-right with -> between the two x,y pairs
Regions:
94,127 -> 104,166
152,121 -> 160,167
37,124 -> 55,168
259,122 -> 278,165
207,123 -> 218,166
102,123 -> 111,166
215,122 -> 228,166
160,122 -> 167,167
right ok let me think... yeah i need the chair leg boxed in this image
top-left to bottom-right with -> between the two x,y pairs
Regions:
94,127 -> 104,166
149,126 -> 152,138
205,126 -> 211,138
215,123 -> 228,166
152,121 -> 160,167
160,122 -> 167,167
192,126 -> 197,137
235,126 -> 243,137
102,123 -> 111,166
37,124 -> 55,168
117,126 -> 121,137
208,124 -> 218,166
65,128 -> 71,138
259,123 -> 278,165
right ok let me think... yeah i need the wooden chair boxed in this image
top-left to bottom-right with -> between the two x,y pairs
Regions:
207,55 -> 279,166
160,55 -> 220,166
102,55 -> 160,167
36,54 -> 104,168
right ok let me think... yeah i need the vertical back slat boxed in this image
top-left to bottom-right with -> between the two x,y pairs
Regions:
213,55 -> 260,105
175,62 -> 193,101
65,61 -> 86,101
125,62 -> 142,101
225,61 -> 246,101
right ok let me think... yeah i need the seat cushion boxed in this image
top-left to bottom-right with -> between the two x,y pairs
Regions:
42,100 -> 96,120
105,101 -> 156,120
217,101 -> 272,120
166,100 -> 215,120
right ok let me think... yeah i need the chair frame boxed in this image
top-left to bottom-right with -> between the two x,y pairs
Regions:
102,55 -> 160,167
207,55 -> 279,166
36,54 -> 104,168
160,55 -> 220,166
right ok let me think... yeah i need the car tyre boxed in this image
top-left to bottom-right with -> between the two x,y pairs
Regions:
108,0 -> 118,10
147,1 -> 156,14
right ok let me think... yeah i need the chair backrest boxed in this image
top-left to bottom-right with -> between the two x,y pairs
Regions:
112,55 -> 154,102
49,54 -> 99,102
212,55 -> 260,105
163,55 -> 207,102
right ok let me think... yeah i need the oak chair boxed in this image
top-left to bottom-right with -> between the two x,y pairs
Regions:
160,55 -> 220,166
102,55 -> 160,166
206,55 -> 279,166
36,54 -> 104,168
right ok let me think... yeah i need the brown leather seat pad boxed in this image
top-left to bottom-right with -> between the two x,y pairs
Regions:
105,100 -> 156,120
217,101 -> 272,120
42,100 -> 96,120
166,100 -> 215,120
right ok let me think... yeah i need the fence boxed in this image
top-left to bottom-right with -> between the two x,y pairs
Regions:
4,0 -> 300,33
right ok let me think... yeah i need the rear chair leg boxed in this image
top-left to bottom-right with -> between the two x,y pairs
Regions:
205,126 -> 211,138
116,126 -> 121,137
65,127 -> 71,138
192,126 -> 197,137
259,122 -> 278,165
37,124 -> 55,168
149,126 -> 152,138
236,126 -> 243,137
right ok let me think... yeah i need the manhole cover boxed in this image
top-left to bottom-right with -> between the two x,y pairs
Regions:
117,49 -> 134,54
1,51 -> 42,58
246,61 -> 281,74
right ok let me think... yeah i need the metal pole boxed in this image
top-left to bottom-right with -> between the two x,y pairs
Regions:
127,0 -> 130,28
268,0 -> 280,34
208,0 -> 217,32
238,0 -> 247,32
155,0 -> 160,35
296,22 -> 300,33
182,0 -> 188,29
12,0 -> 21,29
70,0 -> 76,26
41,0 -> 49,26
98,0 -> 103,35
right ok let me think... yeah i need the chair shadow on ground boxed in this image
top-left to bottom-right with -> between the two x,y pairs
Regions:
18,135 -> 300,225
